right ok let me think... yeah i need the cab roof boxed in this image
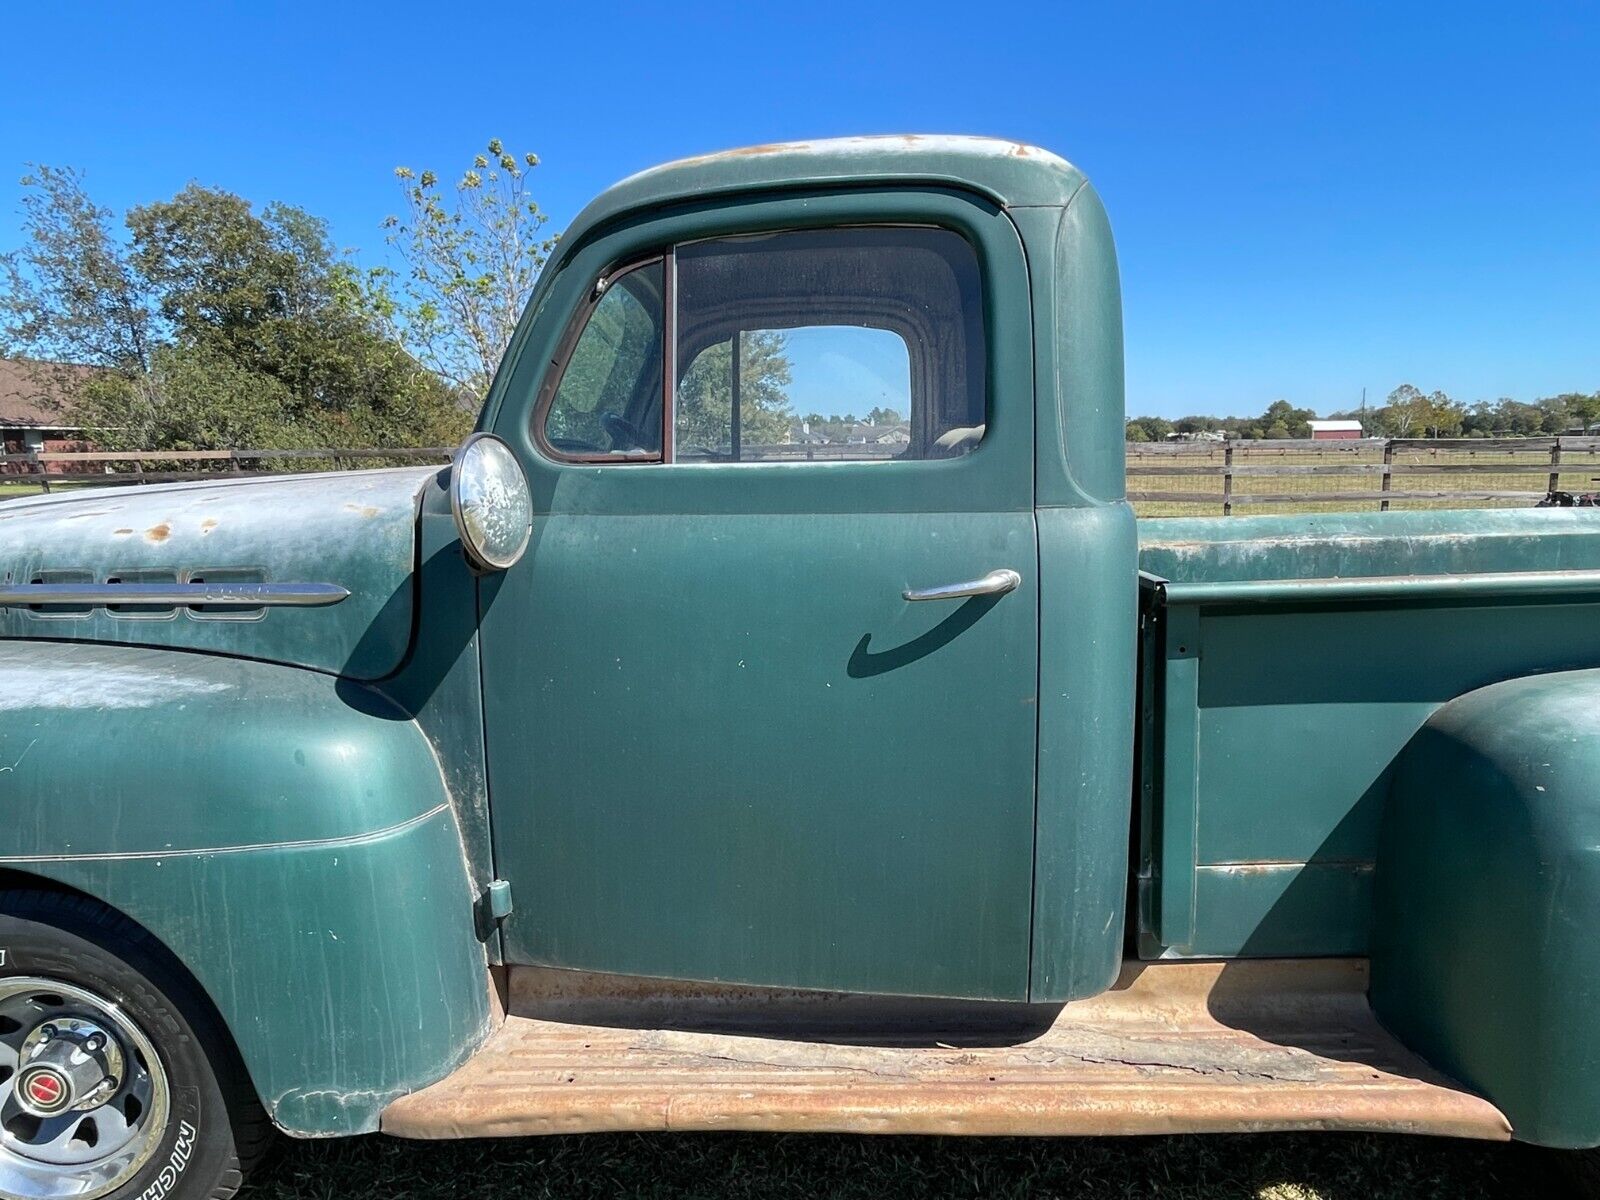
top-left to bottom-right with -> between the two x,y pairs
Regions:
564,135 -> 1088,245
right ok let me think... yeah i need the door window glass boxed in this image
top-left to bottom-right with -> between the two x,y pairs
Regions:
542,260 -> 664,460
537,229 -> 986,465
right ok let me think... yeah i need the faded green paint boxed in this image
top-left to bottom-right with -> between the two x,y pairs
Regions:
1372,670 -> 1600,1148
0,467 -> 438,679
0,641 -> 491,1135
1139,508 -> 1600,961
1140,505 -> 1600,581
370,472 -> 499,920
1021,184 -> 1140,1002
482,186 -> 1044,1001
473,141 -> 1139,1003
1037,184 -> 1125,508
1029,503 -> 1139,1000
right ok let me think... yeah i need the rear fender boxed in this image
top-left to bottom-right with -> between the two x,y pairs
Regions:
1371,668 -> 1600,1147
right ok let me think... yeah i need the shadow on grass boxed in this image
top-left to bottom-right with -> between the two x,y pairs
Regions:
247,1131 -> 1558,1200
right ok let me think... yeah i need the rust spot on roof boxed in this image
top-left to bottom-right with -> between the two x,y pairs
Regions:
200,518 -> 219,534
112,528 -> 133,537
674,141 -> 813,169
723,141 -> 807,158
344,503 -> 381,518
145,523 -> 170,543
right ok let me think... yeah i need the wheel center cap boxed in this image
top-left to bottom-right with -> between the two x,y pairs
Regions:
14,1015 -> 125,1117
15,1065 -> 73,1117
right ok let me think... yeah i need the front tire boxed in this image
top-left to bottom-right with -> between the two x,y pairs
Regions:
0,890 -> 272,1200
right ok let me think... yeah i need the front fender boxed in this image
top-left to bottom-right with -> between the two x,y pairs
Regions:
0,641 -> 491,1135
1371,668 -> 1600,1147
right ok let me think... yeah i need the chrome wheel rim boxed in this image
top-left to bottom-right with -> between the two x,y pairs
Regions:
0,978 -> 170,1200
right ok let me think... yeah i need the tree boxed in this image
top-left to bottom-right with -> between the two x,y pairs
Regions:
1126,415 -> 1173,442
0,167 -> 470,450
77,344 -> 301,451
676,331 -> 794,450
129,185 -> 442,422
384,140 -> 556,400
0,165 -> 154,389
1259,399 -> 1314,439
1562,393 -> 1600,433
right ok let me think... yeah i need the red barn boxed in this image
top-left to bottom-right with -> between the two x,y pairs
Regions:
1308,420 -> 1363,441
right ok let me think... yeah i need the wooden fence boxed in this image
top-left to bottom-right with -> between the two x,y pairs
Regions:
7,438 -> 1600,516
1127,436 -> 1600,515
2,446 -> 453,493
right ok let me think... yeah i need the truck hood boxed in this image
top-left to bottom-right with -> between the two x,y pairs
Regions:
0,467 -> 440,680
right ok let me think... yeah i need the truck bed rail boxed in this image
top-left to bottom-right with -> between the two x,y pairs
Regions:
1147,567 -> 1600,606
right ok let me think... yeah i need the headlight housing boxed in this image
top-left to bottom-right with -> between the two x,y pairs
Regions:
450,433 -> 533,572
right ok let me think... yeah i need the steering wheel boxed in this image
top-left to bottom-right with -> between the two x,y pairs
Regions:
599,410 -> 647,453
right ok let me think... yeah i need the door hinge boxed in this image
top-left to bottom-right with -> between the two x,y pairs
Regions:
485,879 -> 514,921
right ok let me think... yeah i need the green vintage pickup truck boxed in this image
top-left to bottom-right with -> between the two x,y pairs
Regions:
4,136 -> 1600,1200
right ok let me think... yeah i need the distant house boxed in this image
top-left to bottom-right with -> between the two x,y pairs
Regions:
0,359 -> 97,473
841,423 -> 910,446
791,420 -> 831,445
1308,420 -> 1364,441
1164,430 -> 1225,443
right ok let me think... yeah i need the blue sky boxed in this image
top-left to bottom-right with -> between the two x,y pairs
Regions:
3,1 -> 1597,419
782,328 -> 911,419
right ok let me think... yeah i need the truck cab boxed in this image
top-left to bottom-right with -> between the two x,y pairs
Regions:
6,137 -> 1600,1200
474,138 -> 1134,1005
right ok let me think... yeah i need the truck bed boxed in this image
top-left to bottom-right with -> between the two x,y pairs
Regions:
382,959 -> 1507,1141
1135,506 -> 1600,961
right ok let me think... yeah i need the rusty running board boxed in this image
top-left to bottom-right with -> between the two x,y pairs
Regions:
381,959 -> 1510,1141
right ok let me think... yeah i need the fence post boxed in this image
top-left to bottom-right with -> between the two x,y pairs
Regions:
1549,439 -> 1564,498
1379,441 -> 1394,512
29,449 -> 49,495
1222,442 -> 1234,516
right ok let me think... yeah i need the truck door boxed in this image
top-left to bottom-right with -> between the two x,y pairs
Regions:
481,194 -> 1038,1000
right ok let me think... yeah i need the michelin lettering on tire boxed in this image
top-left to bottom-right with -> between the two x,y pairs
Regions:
135,1120 -> 197,1200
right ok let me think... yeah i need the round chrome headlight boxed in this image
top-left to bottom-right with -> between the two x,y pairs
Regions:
450,433 -> 533,571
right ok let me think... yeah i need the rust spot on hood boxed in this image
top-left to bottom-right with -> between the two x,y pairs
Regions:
200,518 -> 218,534
112,528 -> 133,537
344,503 -> 381,518
145,523 -> 170,543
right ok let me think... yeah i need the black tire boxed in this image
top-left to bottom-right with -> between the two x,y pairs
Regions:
0,889 -> 274,1200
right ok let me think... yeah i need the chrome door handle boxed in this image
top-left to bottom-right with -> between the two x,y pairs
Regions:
903,568 -> 1022,602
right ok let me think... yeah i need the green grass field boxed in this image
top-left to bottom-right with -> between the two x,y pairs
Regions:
250,1129 -> 1556,1200
0,479 -> 100,499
